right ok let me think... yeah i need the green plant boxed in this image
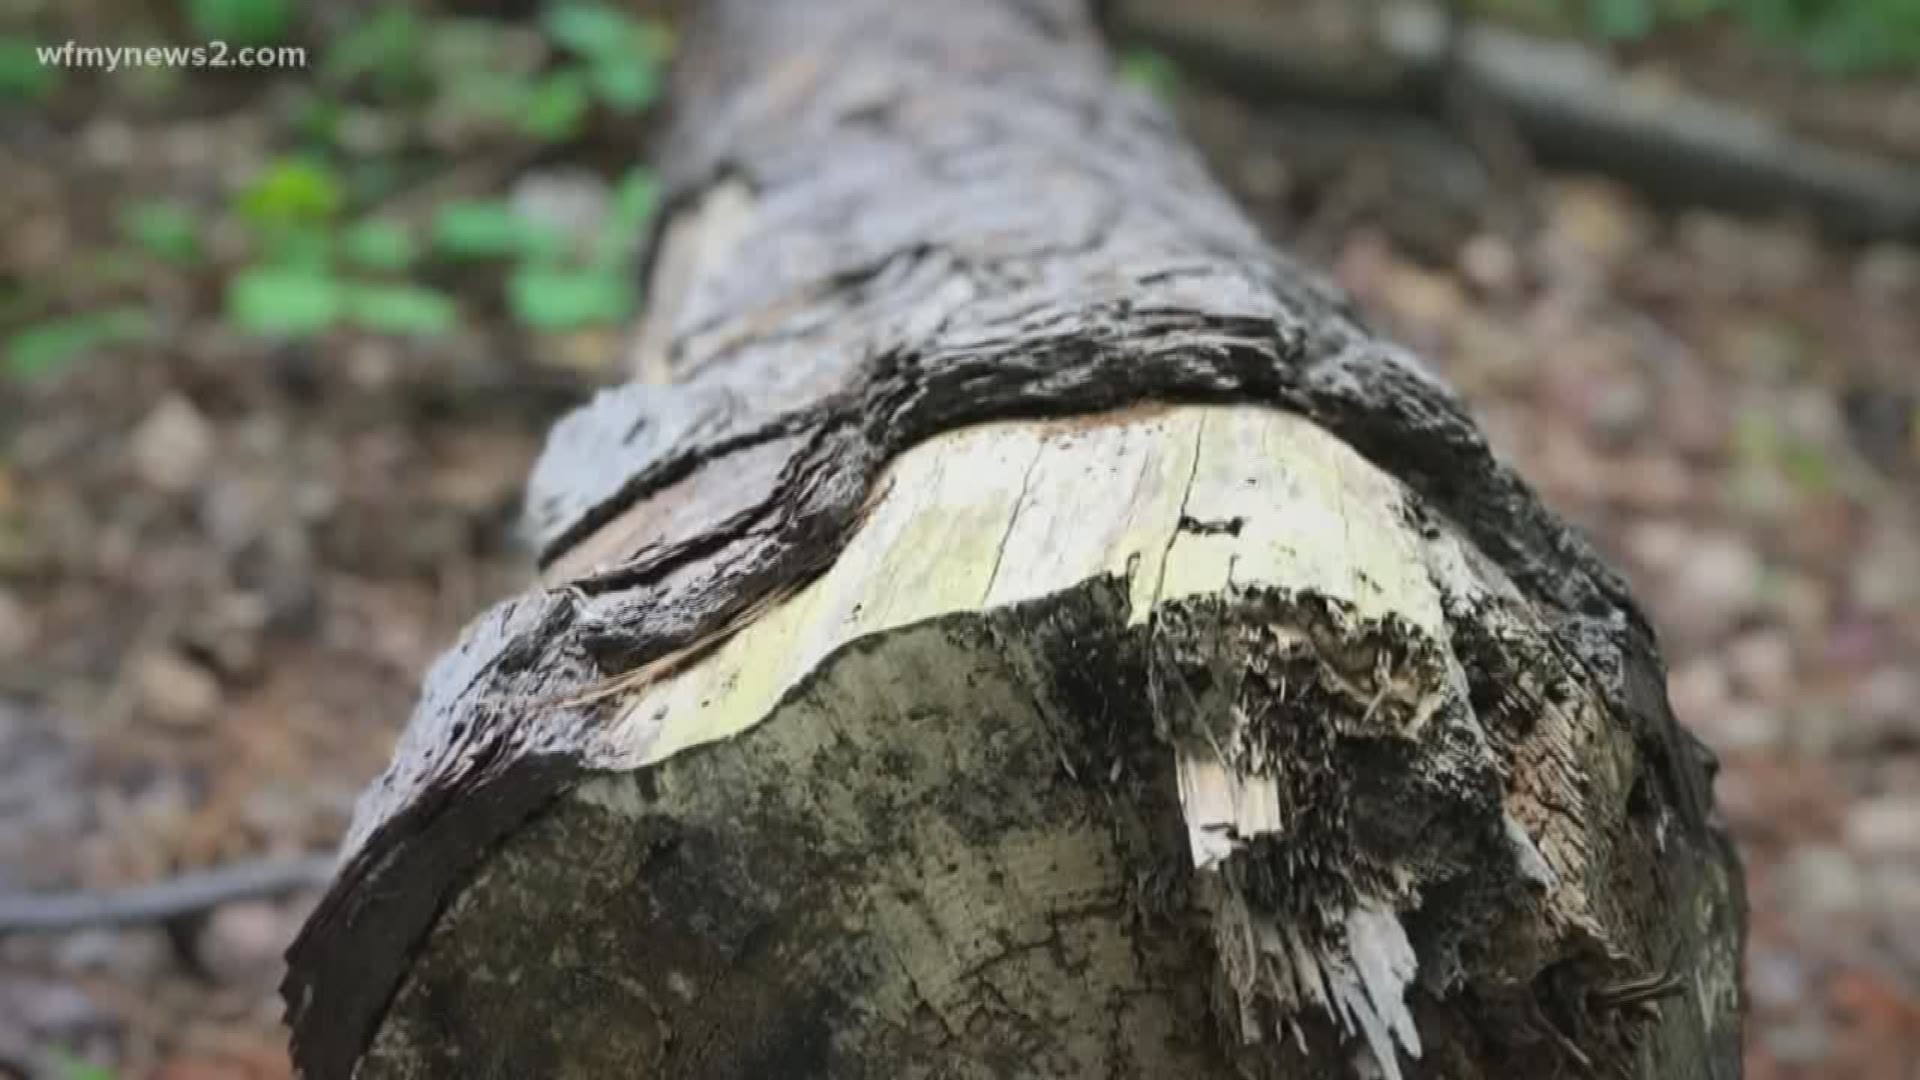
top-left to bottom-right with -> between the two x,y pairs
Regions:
592,168 -> 659,267
1118,48 -> 1178,99
431,200 -> 567,261
1479,0 -> 1920,71
508,264 -> 633,330
238,157 -> 345,227
1588,0 -> 1657,38
226,265 -> 342,335
324,6 -> 427,97
186,0 -> 296,47
226,261 -> 460,338
0,35 -> 58,102
119,200 -> 203,263
524,70 -> 592,141
50,1049 -> 116,1080
6,308 -> 151,379
340,220 -> 415,271
543,3 -> 675,68
542,2 -> 674,115
258,222 -> 335,268
227,189 -> 458,340
344,282 -> 459,335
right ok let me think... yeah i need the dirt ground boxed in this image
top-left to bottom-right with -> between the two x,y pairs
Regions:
2,6 -> 1918,1079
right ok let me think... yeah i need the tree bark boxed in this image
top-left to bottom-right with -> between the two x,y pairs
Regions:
282,1 -> 1745,1077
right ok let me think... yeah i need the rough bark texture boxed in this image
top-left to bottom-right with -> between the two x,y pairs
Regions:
282,1 -> 1745,1077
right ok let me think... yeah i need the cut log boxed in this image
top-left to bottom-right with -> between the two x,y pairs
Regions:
283,1 -> 1745,1078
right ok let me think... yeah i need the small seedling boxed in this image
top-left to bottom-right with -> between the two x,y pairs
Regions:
226,265 -> 343,335
432,201 -> 566,261
344,282 -> 459,336
6,308 -> 152,379
509,264 -> 633,330
542,2 -> 673,114
592,168 -> 660,267
341,220 -> 416,272
524,70 -> 592,142
119,201 -> 203,264
325,6 -> 427,97
239,158 -> 345,227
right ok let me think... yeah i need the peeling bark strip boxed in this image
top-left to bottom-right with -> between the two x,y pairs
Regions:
283,1 -> 1743,1078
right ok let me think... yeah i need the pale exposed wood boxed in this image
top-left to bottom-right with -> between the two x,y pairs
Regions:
626,179 -> 759,385
600,407 -> 1190,768
603,403 -> 1447,770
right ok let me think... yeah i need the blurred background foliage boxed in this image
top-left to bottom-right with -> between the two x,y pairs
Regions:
1477,0 -> 1920,72
1,0 -> 1916,381
1,0 -> 671,380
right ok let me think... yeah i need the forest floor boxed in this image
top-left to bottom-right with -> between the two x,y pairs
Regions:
2,5 -> 1917,1079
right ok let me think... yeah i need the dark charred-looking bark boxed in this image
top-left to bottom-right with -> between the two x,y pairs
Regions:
282,1 -> 1745,1078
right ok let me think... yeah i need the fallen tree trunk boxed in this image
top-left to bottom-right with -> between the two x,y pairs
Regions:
283,1 -> 1746,1077
1112,0 -> 1920,241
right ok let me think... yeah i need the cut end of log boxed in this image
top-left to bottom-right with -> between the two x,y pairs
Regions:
345,407 -> 1741,1079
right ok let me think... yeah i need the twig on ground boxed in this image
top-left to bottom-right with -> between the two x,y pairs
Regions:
0,854 -> 337,934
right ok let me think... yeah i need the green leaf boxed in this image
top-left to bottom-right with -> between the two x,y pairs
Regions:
340,220 -> 415,271
1588,0 -> 1654,39
1664,0 -> 1730,19
256,222 -> 334,267
346,156 -> 410,204
1734,0 -> 1803,41
186,0 -> 295,47
6,308 -> 151,380
431,201 -> 522,259
544,2 -> 673,113
238,158 -> 345,227
1801,3 -> 1920,74
542,3 -> 645,60
119,200 -> 202,263
0,35 -> 59,102
1117,49 -> 1177,100
523,69 -> 592,142
592,168 -> 658,267
1781,439 -> 1834,493
345,282 -> 459,336
426,18 -> 517,76
431,201 -> 565,261
508,265 -> 633,330
50,1048 -> 116,1080
227,266 -> 343,336
589,56 -> 660,113
442,69 -> 532,123
291,91 -> 346,145
324,6 -> 426,96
